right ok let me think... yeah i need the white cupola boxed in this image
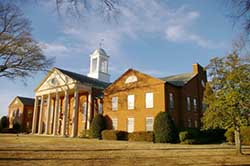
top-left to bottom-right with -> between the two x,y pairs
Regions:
87,48 -> 110,82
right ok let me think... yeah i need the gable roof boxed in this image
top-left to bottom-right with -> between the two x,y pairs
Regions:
159,72 -> 196,87
105,68 -> 165,92
17,96 -> 35,106
55,67 -> 110,89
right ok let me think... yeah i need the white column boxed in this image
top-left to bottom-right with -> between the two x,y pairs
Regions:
38,96 -> 44,134
71,89 -> 79,137
62,91 -> 69,136
31,96 -> 39,134
53,93 -> 59,136
86,92 -> 92,130
45,94 -> 51,135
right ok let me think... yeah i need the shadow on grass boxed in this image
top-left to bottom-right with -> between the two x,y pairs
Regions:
0,146 -> 250,152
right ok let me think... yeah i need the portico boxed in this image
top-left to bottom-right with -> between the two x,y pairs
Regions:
31,48 -> 110,137
31,67 -> 109,137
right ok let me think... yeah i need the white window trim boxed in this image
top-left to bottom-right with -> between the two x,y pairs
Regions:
145,92 -> 154,109
187,97 -> 191,111
127,118 -> 134,133
188,119 -> 192,128
145,117 -> 154,131
112,96 -> 118,111
194,120 -> 198,128
193,98 -> 197,112
127,95 -> 135,110
169,93 -> 174,110
112,118 -> 118,130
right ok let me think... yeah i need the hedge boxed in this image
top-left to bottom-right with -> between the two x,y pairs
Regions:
80,130 -> 91,138
179,128 -> 226,144
225,127 -> 250,145
128,131 -> 154,142
101,130 -> 128,140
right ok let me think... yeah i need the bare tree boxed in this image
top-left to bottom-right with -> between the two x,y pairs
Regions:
0,2 -> 53,79
229,0 -> 250,43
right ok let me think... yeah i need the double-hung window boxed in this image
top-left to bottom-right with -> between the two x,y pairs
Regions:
169,93 -> 174,111
127,95 -> 135,110
146,117 -> 154,131
112,97 -> 118,111
187,97 -> 191,111
145,92 -> 154,108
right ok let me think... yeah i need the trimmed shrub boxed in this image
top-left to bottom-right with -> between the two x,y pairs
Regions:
225,128 -> 234,144
200,128 -> 226,143
179,128 -> 225,144
182,139 -> 197,144
101,130 -> 128,140
102,130 -> 118,140
128,131 -> 154,142
0,116 -> 9,129
13,123 -> 21,133
241,127 -> 250,145
90,114 -> 106,139
1,128 -> 17,133
179,131 -> 191,142
117,131 -> 128,140
153,112 -> 178,143
80,130 -> 91,138
225,127 -> 250,145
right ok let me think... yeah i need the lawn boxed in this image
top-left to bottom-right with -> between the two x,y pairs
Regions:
0,134 -> 249,166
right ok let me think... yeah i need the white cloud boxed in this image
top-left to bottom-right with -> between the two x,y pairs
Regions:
40,42 -> 69,56
165,10 -> 225,49
38,1 -> 226,60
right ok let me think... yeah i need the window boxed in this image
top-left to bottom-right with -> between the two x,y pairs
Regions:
112,97 -> 118,111
127,118 -> 134,133
98,103 -> 103,114
125,75 -> 138,84
112,118 -> 118,130
193,98 -> 197,112
127,95 -> 135,110
194,120 -> 198,128
145,92 -> 154,108
202,102 -> 207,112
146,117 -> 154,131
92,58 -> 97,72
187,97 -> 191,111
169,93 -> 174,110
188,119 -> 192,128
100,59 -> 108,73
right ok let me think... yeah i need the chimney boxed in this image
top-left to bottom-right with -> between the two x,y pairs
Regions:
192,63 -> 203,74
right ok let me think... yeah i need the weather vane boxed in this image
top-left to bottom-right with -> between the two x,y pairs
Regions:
99,39 -> 104,48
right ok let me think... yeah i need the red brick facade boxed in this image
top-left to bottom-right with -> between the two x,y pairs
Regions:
103,64 -> 207,132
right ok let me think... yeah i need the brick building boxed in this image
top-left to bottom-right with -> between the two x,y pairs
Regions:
31,48 -> 207,137
8,96 -> 35,131
103,64 -> 207,132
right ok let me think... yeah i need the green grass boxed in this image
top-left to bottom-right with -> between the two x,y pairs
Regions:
0,134 -> 249,166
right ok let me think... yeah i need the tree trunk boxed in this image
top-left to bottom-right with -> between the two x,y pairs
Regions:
234,126 -> 242,155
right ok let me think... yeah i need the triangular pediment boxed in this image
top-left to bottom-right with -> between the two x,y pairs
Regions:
105,69 -> 165,94
35,68 -> 76,93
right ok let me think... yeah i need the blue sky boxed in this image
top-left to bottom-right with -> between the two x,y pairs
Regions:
0,0 -> 237,116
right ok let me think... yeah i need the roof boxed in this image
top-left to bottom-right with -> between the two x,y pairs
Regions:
159,72 -> 196,87
91,48 -> 109,57
17,96 -> 35,106
55,67 -> 110,89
